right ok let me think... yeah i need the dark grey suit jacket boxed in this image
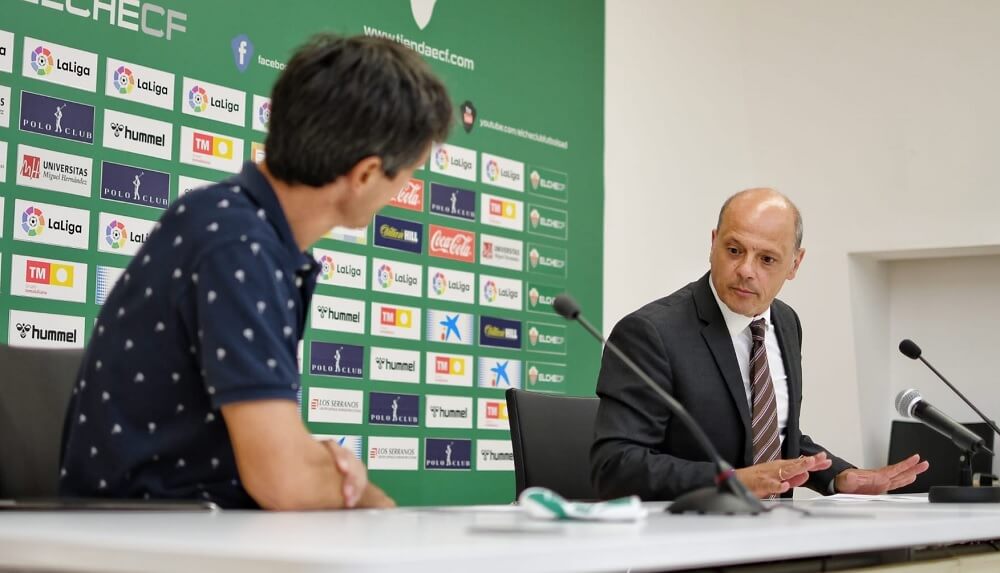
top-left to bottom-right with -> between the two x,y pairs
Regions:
591,273 -> 853,500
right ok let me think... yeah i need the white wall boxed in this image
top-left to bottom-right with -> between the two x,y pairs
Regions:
605,0 -> 1000,469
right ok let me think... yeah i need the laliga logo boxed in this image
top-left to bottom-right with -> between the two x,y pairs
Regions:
188,85 -> 208,112
434,147 -> 449,170
319,255 -> 335,280
113,66 -> 135,94
21,206 -> 45,237
410,0 -> 437,31
432,272 -> 447,295
377,264 -> 394,288
31,46 -> 54,75
105,219 -> 127,249
486,159 -> 500,182
258,101 -> 271,127
484,280 -> 498,303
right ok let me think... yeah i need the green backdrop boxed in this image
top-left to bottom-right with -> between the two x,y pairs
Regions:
2,0 -> 604,505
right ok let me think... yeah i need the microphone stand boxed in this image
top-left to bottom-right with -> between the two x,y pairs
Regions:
558,296 -> 764,515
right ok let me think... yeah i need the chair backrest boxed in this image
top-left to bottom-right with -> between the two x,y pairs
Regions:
505,388 -> 599,500
887,420 -> 994,493
0,345 -> 84,498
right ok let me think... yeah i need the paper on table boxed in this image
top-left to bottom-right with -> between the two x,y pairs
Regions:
823,493 -> 928,503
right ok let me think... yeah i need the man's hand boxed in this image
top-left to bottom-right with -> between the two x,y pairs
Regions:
356,483 -> 396,509
834,454 -> 929,494
734,452 -> 833,498
319,440 -> 368,508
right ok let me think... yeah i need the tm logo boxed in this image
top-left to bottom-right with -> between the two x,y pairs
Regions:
232,34 -> 254,73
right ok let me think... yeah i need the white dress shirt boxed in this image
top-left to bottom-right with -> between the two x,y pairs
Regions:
709,278 -> 789,446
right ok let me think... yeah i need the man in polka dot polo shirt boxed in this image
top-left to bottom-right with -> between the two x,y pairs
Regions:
60,34 -> 452,509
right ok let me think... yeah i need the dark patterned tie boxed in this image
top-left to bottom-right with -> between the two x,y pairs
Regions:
750,318 -> 781,470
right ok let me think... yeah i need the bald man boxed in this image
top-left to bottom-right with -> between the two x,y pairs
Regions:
591,189 -> 928,500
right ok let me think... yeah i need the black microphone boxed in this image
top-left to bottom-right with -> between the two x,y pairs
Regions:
898,339 -> 1000,439
553,293 -> 765,515
894,389 -> 992,455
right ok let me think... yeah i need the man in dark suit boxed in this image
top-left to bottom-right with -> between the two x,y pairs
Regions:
592,188 -> 928,499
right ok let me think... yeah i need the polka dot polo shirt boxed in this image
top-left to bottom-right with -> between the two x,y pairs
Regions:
59,162 -> 319,508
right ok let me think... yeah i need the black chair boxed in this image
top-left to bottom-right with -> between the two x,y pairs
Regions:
887,420 -> 995,494
505,388 -> 600,500
0,345 -> 83,498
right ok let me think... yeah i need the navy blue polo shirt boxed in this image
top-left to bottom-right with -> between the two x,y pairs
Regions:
60,162 -> 319,508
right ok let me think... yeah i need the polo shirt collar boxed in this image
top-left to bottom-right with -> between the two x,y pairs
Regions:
230,161 -> 314,271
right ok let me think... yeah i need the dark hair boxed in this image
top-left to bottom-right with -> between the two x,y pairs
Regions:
265,34 -> 452,186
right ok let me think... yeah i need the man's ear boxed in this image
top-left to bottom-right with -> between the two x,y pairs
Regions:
344,156 -> 383,196
787,247 -> 806,280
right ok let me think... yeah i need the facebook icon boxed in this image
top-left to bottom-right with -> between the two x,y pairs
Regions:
231,34 -> 254,73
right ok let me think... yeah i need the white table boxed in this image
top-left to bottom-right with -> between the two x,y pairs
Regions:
2,498 -> 1000,572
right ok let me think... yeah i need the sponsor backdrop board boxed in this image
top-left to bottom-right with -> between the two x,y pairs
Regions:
1,0 -> 604,506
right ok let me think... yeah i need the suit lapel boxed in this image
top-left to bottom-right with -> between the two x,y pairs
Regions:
693,274 -> 752,463
771,303 -> 802,459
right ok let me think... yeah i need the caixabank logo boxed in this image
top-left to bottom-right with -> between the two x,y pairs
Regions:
479,315 -> 522,349
368,392 -> 420,426
103,109 -> 172,160
373,214 -> 423,254
309,341 -> 364,379
23,37 -> 98,92
16,144 -> 92,197
10,254 -> 87,303
477,357 -> 522,389
95,265 -> 125,306
426,266 -> 474,304
20,91 -> 94,144
106,58 -> 174,110
426,309 -> 474,346
182,77 -> 246,127
101,161 -> 170,209
98,212 -> 154,256
424,438 -> 472,471
13,199 -> 90,250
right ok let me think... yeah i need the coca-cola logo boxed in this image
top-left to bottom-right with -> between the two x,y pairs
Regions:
390,178 -> 424,212
428,225 -> 475,263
